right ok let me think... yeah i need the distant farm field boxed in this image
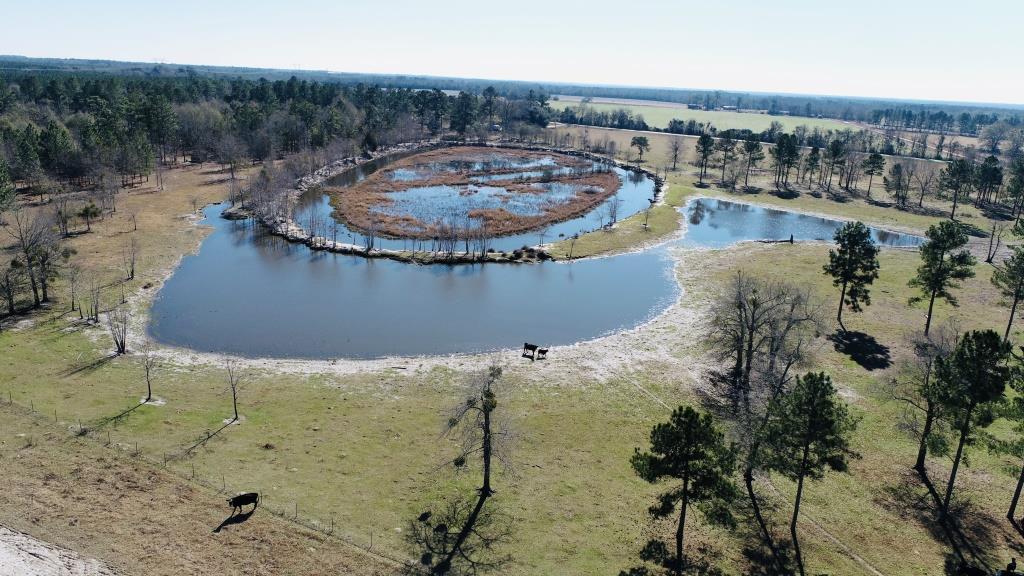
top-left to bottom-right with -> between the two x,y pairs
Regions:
551,95 -> 854,133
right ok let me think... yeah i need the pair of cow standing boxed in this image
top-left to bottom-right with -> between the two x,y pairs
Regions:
522,342 -> 548,360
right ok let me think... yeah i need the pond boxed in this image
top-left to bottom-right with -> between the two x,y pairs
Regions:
304,150 -> 657,252
148,164 -> 924,360
148,203 -> 678,359
681,198 -> 924,248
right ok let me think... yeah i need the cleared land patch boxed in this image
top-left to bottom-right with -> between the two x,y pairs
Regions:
551,95 -> 852,132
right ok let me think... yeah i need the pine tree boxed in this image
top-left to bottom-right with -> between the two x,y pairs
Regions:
861,152 -> 886,197
934,330 -> 1010,517
631,136 -> 650,163
992,245 -> 1024,340
741,137 -> 765,188
449,91 -> 477,135
823,222 -> 880,330
630,406 -> 737,576
762,372 -> 858,576
908,221 -> 976,336
695,134 -> 715,185
940,159 -> 975,220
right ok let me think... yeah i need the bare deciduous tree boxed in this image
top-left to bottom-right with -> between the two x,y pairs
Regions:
6,209 -> 49,307
707,272 -> 824,570
107,306 -> 129,355
142,344 -> 157,403
86,275 -> 101,323
668,138 -> 682,171
123,236 -> 138,280
882,321 -> 959,473
0,263 -> 26,318
66,262 -> 82,315
225,361 -> 242,423
410,365 -> 513,575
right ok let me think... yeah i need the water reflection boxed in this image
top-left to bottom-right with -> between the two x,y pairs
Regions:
313,153 -> 657,253
149,203 -> 678,359
681,198 -> 923,248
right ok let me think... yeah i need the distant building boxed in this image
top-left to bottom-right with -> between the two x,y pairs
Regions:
720,105 -> 737,111
686,103 -> 704,110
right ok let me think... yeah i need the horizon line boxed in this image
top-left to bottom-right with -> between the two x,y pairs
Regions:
3,53 -> 1023,111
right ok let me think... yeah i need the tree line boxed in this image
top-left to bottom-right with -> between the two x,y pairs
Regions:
0,69 -> 560,327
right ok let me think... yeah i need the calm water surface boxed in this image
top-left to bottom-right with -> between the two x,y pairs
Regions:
681,198 -> 923,248
149,168 -> 922,359
149,203 -> 677,359
305,154 -> 656,252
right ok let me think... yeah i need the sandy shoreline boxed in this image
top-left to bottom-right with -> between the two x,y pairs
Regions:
94,153 -> 930,384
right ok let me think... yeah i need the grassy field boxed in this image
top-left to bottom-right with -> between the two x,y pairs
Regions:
2,146 -> 1023,575
550,96 -> 853,133
701,243 -> 1023,575
0,403 -> 395,576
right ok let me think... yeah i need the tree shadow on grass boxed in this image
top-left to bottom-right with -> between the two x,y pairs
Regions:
981,203 -> 1014,221
771,187 -> 799,200
876,469 -> 1024,573
60,353 -> 116,377
828,330 -> 892,371
94,402 -> 144,428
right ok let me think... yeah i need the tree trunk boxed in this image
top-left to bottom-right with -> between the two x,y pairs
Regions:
942,403 -> 974,517
836,280 -> 848,331
675,475 -> 689,576
744,463 -> 786,573
1006,292 -> 1020,342
1009,459 -> 1024,522
25,263 -> 40,307
924,288 -> 938,336
914,397 -> 936,472
791,444 -> 811,576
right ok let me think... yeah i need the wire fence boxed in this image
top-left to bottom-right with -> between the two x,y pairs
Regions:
3,391 -> 412,570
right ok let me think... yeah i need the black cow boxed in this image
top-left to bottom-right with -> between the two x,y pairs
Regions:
523,342 -> 538,360
227,492 -> 260,515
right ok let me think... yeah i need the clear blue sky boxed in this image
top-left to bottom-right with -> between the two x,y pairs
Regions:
4,0 -> 1022,105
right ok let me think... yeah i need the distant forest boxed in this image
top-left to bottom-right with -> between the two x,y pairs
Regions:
0,54 -> 1022,198
0,57 -> 553,192
3,55 -> 1021,123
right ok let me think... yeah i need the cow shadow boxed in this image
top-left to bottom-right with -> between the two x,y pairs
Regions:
828,330 -> 891,370
213,509 -> 254,533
